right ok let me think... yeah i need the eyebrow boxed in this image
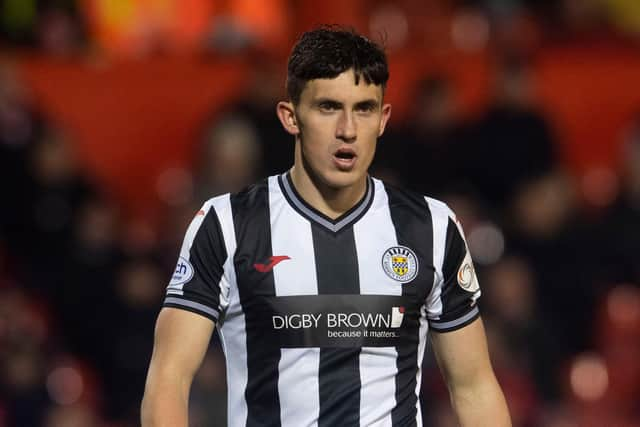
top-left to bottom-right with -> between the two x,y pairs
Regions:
314,98 -> 380,109
315,98 -> 343,108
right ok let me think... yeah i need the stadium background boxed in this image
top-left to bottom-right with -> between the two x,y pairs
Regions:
1,0 -> 640,426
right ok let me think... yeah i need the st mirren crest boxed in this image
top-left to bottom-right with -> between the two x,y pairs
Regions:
382,246 -> 418,283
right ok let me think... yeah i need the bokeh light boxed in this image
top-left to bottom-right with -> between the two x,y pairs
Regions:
451,9 -> 490,52
46,366 -> 84,406
467,222 -> 505,266
569,353 -> 609,402
607,284 -> 640,330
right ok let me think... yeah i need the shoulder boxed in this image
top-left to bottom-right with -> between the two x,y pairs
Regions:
374,177 -> 457,224
226,177 -> 272,208
201,177 -> 273,216
201,193 -> 231,216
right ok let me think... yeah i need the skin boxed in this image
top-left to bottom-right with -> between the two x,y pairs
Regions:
141,308 -> 213,427
276,69 -> 391,219
141,68 -> 511,426
431,318 -> 512,426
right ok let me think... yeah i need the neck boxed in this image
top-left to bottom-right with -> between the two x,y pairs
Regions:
289,166 -> 367,220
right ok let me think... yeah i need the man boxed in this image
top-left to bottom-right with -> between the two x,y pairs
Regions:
141,27 -> 511,427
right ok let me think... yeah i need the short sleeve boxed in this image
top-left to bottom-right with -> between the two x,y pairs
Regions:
163,200 -> 230,323
426,206 -> 481,332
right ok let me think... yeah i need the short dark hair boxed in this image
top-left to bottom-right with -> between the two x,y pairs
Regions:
286,26 -> 389,104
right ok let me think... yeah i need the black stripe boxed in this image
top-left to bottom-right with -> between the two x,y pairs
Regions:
231,181 -> 281,427
312,224 -> 361,427
163,206 -> 228,320
385,184 -> 435,427
442,218 -> 466,281
436,218 -> 478,325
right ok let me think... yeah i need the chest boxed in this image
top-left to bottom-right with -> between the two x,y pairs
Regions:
233,221 -> 434,300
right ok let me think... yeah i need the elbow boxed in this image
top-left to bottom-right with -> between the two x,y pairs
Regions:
449,376 -> 511,426
140,385 -> 166,427
140,378 -> 190,427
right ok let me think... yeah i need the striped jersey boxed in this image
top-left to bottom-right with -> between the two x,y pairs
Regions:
163,172 -> 482,427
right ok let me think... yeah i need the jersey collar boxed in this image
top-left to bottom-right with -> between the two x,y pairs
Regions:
278,172 -> 374,233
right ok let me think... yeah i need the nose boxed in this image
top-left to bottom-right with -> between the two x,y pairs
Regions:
336,110 -> 357,142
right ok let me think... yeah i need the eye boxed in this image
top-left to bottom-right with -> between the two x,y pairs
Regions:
355,102 -> 377,113
318,101 -> 340,112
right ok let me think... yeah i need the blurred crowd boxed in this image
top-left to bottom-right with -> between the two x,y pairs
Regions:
3,0 -> 640,58
1,1 -> 640,427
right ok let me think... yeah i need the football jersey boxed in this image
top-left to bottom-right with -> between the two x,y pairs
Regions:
163,172 -> 481,427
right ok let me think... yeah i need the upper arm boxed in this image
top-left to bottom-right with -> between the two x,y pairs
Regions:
429,316 -> 494,388
425,201 -> 510,425
146,199 -> 231,389
429,318 -> 511,426
147,307 -> 215,384
424,201 -> 495,390
142,199 -> 232,426
141,308 -> 214,426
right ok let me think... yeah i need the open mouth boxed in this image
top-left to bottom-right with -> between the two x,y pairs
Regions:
335,151 -> 355,160
333,148 -> 357,170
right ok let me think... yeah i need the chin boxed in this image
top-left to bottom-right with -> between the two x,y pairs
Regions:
320,169 -> 365,190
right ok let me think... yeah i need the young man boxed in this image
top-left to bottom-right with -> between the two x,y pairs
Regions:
141,28 -> 511,427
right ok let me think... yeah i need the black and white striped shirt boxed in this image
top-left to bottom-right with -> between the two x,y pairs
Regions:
164,172 -> 481,427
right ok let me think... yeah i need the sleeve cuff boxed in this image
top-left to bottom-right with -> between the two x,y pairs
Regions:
163,296 -> 219,323
429,305 -> 480,333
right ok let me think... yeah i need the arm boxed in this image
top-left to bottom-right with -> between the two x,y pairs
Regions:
430,316 -> 511,426
141,307 -> 215,427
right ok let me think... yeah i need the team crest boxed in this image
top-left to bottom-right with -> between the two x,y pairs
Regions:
457,250 -> 480,293
382,246 -> 418,283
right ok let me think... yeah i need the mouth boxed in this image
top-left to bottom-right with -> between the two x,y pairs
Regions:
333,147 -> 357,170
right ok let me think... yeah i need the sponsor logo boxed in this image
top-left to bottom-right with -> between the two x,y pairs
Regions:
271,306 -> 405,337
254,255 -> 291,273
457,250 -> 479,293
272,314 -> 322,329
261,295 -> 416,347
382,246 -> 418,283
169,256 -> 194,286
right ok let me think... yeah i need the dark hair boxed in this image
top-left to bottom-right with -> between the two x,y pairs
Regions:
286,26 -> 389,104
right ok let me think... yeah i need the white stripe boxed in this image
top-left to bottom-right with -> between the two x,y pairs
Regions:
424,197 -> 452,320
270,176 -> 319,298
430,306 -> 480,330
211,195 -> 248,427
166,200 -> 214,294
209,195 -> 236,317
354,180 -> 400,427
163,297 -> 219,319
358,347 -> 399,427
354,180 -> 401,297
269,175 -> 320,427
418,196 -> 454,426
278,348 -> 320,427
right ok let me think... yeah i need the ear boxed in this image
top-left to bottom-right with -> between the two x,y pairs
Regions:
277,101 -> 299,135
378,103 -> 392,137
